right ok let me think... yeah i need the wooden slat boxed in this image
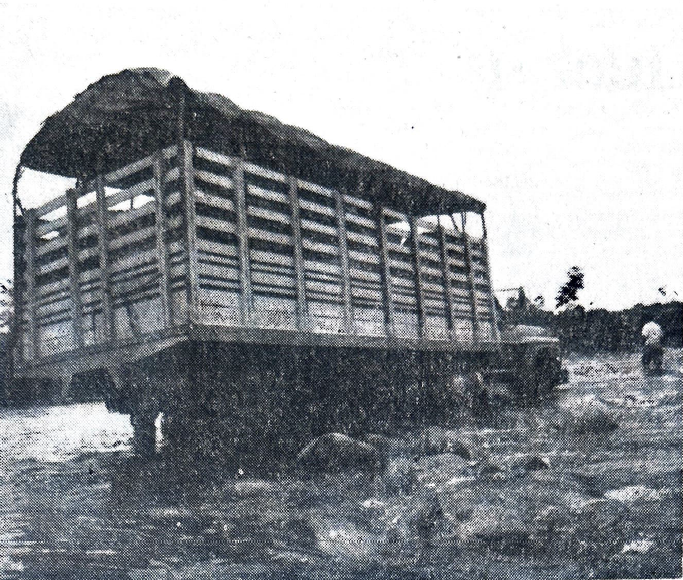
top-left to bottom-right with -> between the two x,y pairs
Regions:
248,227 -> 291,246
35,277 -> 69,299
66,190 -> 84,348
165,190 -> 182,208
251,249 -> 293,268
251,271 -> 295,289
162,144 -> 179,160
95,175 -> 114,339
196,215 -> 237,235
108,226 -> 156,252
346,230 -> 378,247
244,161 -> 288,183
153,154 -> 173,328
36,216 -> 67,237
376,207 -> 395,335
383,207 -> 408,222
246,183 -> 289,205
247,205 -> 291,226
35,195 -> 67,219
459,212 -> 480,342
304,259 -> 339,276
300,218 -> 337,237
306,279 -> 342,297
389,259 -> 414,273
420,264 -> 445,279
197,238 -> 238,258
386,241 -> 411,255
104,153 -> 153,184
195,190 -> 235,213
348,249 -> 379,265
349,267 -> 381,283
194,169 -> 234,191
105,178 -> 155,209
302,239 -> 338,256
195,146 -> 235,168
437,218 -> 454,334
416,234 -> 439,248
298,198 -> 336,218
289,176 -> 308,329
163,166 -> 180,183
36,234 -> 67,258
342,194 -> 373,211
109,248 -> 159,276
181,141 -> 199,318
345,212 -> 375,229
198,262 -> 240,281
408,215 -> 426,338
334,190 -> 353,332
297,178 -> 334,198
234,159 -> 253,323
422,280 -> 446,294
107,200 -> 155,229
24,210 -> 38,358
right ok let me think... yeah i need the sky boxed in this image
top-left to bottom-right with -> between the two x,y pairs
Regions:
0,1 -> 681,310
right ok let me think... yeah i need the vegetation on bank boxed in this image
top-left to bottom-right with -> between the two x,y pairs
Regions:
500,293 -> 682,354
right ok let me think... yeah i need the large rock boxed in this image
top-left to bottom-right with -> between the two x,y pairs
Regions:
559,400 -> 620,435
296,433 -> 381,475
383,456 -> 419,495
460,505 -> 532,553
421,426 -> 475,460
364,433 -> 408,456
414,453 -> 471,486
509,454 -> 550,474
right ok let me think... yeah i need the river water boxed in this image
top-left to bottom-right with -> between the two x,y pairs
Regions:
0,351 -> 680,579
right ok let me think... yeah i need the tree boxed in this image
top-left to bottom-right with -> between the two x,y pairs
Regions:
556,266 -> 584,309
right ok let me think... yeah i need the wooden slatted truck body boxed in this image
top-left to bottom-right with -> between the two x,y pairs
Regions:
11,70 -> 559,456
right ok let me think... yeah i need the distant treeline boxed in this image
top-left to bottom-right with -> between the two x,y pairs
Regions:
501,299 -> 683,354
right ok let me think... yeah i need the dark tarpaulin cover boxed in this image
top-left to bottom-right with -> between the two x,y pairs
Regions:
20,68 -> 484,214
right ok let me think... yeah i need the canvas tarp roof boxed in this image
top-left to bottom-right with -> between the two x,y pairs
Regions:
19,68 -> 485,215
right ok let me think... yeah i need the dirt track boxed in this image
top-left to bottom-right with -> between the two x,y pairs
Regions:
0,350 -> 680,579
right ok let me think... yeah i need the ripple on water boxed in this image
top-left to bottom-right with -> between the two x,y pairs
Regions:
604,485 -> 662,503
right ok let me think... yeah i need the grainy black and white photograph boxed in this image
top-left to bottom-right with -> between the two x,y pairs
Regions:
0,2 -> 681,579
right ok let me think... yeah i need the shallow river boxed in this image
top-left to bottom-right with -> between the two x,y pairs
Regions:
0,351 -> 681,579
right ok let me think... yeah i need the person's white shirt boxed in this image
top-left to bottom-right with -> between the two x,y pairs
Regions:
642,321 -> 663,346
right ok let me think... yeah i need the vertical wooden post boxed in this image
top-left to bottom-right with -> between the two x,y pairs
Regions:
180,140 -> 199,322
24,209 -> 38,359
436,215 -> 454,337
481,212 -> 502,343
334,190 -> 353,334
233,159 -> 252,325
66,189 -> 84,349
408,215 -> 426,338
95,175 -> 114,340
12,170 -> 24,366
375,205 -> 395,336
460,212 -> 480,343
153,152 -> 173,328
288,176 -> 308,330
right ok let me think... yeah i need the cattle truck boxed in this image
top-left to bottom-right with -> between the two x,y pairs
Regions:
10,69 -> 561,458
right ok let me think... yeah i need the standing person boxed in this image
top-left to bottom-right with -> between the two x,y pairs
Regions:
641,320 -> 664,374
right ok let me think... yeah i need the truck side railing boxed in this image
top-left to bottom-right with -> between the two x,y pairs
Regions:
15,141 -> 500,368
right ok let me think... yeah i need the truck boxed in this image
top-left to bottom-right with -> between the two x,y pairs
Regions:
10,68 -> 562,458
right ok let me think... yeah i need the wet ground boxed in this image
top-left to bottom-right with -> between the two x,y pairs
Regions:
0,350 -> 681,579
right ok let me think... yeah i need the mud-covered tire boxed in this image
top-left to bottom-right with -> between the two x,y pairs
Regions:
533,347 -> 563,395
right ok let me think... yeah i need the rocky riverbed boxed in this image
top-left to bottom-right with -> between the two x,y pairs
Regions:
0,350 -> 681,579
